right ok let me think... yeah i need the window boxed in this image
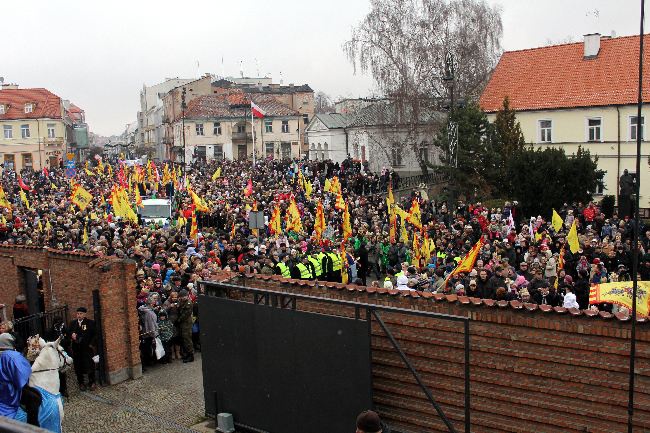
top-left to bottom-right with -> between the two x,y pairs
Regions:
195,123 -> 204,136
302,114 -> 309,125
4,154 -> 14,169
236,124 -> 246,134
539,120 -> 552,143
195,146 -> 206,160
21,124 -> 30,138
281,142 -> 291,159
22,153 -> 32,168
265,142 -> 275,158
3,125 -> 12,139
24,103 -> 33,114
630,116 -> 645,140
0,105 -> 5,114
213,122 -> 221,135
47,123 -> 56,139
281,120 -> 289,133
213,144 -> 223,160
391,146 -> 402,166
587,118 -> 602,142
265,120 -> 273,133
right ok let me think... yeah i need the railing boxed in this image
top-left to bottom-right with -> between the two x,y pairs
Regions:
396,171 -> 448,190
201,281 -> 471,433
13,306 -> 68,342
232,132 -> 252,140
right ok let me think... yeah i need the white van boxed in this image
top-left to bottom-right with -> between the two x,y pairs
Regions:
140,198 -> 172,225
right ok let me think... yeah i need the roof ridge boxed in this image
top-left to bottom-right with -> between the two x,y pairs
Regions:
502,32 -> 649,55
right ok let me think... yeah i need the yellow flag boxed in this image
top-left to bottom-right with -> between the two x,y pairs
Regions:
90,212 -> 98,221
212,167 -> 222,181
408,199 -> 422,230
50,183 -> 58,190
305,180 -> 313,198
45,220 -> 51,232
400,219 -> 409,243
552,209 -> 563,232
187,185 -> 209,212
412,233 -> 421,266
342,204 -> 352,240
82,225 -> 89,244
71,185 -> 93,211
340,241 -> 348,285
19,190 -> 30,210
0,186 -> 11,209
567,220 -> 580,254
37,221 -> 43,232
324,178 -> 331,193
270,205 -> 282,236
386,183 -> 394,213
590,281 -> 650,317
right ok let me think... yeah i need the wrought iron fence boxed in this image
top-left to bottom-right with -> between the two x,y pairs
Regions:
12,306 -> 68,343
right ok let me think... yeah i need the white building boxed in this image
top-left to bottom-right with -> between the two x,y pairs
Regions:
306,100 -> 444,174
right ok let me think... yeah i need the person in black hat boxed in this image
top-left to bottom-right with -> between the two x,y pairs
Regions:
68,306 -> 97,390
356,410 -> 382,433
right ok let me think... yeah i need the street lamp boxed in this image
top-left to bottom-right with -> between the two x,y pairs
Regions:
181,87 -> 187,168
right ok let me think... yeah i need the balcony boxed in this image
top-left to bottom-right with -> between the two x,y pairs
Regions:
232,132 -> 252,141
44,137 -> 64,146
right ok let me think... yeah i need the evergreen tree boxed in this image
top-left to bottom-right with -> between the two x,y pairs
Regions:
494,96 -> 525,158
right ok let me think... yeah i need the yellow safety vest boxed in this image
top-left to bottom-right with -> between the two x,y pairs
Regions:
308,256 -> 322,277
437,251 -> 447,259
276,262 -> 291,278
328,252 -> 342,271
296,263 -> 313,280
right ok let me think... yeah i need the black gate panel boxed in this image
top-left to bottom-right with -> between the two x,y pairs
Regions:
200,295 -> 372,433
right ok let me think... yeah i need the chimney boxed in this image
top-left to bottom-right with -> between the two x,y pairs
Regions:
584,33 -> 601,58
1,83 -> 19,90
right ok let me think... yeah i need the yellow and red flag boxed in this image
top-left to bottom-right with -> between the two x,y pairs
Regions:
187,185 -> 209,212
314,200 -> 326,241
70,185 -> 93,211
412,233 -> 421,267
285,197 -> 303,233
0,186 -> 12,209
212,167 -> 222,181
342,203 -> 352,240
590,281 -> 650,317
269,204 -> 283,236
340,241 -> 348,285
449,237 -> 485,278
244,179 -> 253,197
190,210 -> 198,240
335,192 -> 345,211
408,199 -> 422,230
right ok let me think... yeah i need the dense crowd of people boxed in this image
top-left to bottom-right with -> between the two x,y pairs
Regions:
0,156 -> 649,367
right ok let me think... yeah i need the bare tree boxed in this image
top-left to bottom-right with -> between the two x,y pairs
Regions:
344,0 -> 502,174
315,91 -> 335,113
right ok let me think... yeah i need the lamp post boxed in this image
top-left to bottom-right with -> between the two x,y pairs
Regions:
181,87 -> 187,168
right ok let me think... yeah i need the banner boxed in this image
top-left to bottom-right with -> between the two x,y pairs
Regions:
589,281 -> 650,317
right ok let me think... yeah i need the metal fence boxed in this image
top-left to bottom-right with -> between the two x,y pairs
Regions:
12,306 -> 68,343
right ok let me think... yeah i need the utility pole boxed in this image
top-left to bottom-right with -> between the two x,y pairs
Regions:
181,87 -> 187,168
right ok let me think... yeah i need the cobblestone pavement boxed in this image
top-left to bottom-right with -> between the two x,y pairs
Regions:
62,353 -> 205,433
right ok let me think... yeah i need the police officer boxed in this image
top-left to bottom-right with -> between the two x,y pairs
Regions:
293,255 -> 314,280
308,250 -> 323,280
327,248 -> 342,282
275,255 -> 291,278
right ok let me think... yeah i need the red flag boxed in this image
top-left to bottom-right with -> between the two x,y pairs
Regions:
17,177 -> 31,191
244,179 -> 253,197
42,167 -> 49,178
251,101 -> 265,119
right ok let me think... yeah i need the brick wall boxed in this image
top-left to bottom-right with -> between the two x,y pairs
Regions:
208,273 -> 650,433
0,246 -> 141,384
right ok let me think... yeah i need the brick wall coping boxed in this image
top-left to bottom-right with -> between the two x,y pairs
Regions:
207,271 -> 648,324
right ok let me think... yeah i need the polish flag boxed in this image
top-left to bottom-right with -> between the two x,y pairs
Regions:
251,101 -> 265,119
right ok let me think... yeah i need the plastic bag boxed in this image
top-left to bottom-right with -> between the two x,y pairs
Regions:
154,337 -> 165,360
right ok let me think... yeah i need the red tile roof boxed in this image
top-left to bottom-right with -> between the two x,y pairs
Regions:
0,88 -> 63,120
185,91 -> 299,119
480,34 -> 650,112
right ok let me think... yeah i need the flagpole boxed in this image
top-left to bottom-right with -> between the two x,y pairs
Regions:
250,102 -> 256,167
627,1 -> 644,431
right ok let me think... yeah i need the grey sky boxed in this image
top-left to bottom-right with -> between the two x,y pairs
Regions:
2,1 -> 644,136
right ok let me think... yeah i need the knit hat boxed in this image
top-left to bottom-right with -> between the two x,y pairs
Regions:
0,333 -> 16,350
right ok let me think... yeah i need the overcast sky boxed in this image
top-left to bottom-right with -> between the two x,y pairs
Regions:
2,0 -> 644,136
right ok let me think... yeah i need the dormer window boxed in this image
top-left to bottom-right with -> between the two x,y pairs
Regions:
24,103 -> 33,114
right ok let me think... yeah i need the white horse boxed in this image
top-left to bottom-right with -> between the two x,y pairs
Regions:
16,335 -> 73,433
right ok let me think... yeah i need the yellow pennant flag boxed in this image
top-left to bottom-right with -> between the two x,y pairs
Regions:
400,219 -> 409,243
324,178 -> 332,193
314,201 -> 326,240
0,186 -> 11,209
448,237 -> 485,279
71,185 -> 93,211
82,225 -> 89,244
412,233 -> 421,266
305,180 -> 313,198
212,167 -> 222,181
19,190 -> 30,210
590,281 -> 650,317
408,199 -> 422,230
551,209 -> 563,232
386,183 -> 395,213
567,220 -> 580,254
270,205 -> 282,236
187,185 -> 209,212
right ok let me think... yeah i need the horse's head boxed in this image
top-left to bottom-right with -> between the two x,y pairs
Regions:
34,336 -> 73,371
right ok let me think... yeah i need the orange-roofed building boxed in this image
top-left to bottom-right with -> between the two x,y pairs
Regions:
0,83 -> 77,171
480,33 -> 649,212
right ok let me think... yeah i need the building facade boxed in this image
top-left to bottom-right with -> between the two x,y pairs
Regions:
0,84 -> 81,171
480,33 -> 649,208
306,101 -> 444,175
138,77 -> 196,160
174,91 -> 301,163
